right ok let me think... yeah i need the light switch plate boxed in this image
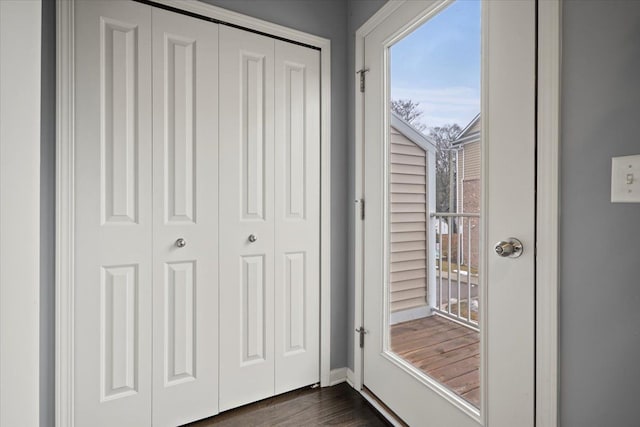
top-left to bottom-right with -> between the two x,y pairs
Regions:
611,154 -> 640,203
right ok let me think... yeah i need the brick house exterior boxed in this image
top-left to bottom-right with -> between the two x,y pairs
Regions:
453,114 -> 480,269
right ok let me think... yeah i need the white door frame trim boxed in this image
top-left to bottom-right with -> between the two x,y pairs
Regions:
56,1 -> 332,425
352,0 -> 405,393
352,1 -> 561,426
536,1 -> 561,426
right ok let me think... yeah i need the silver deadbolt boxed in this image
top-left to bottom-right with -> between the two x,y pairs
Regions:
175,238 -> 187,248
494,238 -> 523,258
248,234 -> 257,243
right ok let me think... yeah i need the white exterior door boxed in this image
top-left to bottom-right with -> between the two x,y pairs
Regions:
219,26 -> 321,411
362,1 -> 535,426
74,2 -> 153,425
151,8 -> 219,426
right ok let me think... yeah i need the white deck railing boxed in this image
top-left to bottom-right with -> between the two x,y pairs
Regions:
431,212 -> 480,330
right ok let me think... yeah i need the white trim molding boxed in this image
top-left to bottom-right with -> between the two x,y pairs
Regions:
329,368 -> 348,386
346,368 -> 356,388
56,1 -> 332,424
318,23 -> 333,390
536,1 -> 561,426
152,0 -> 329,49
56,1 -> 76,425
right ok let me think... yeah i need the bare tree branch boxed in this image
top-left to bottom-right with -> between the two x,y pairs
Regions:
390,99 -> 426,131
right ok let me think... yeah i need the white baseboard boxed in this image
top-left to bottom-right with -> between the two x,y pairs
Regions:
346,368 -> 356,388
329,367 -> 348,386
390,305 -> 431,325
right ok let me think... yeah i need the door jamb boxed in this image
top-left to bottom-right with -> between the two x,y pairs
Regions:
352,1 -> 561,426
56,1 -> 332,425
351,0 -> 404,392
536,1 -> 561,426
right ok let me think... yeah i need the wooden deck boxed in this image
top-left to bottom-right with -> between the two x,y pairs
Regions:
390,315 -> 480,407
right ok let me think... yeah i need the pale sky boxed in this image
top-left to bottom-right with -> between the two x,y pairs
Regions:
390,0 -> 481,130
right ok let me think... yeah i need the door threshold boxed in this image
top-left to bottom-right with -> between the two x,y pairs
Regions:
360,386 -> 408,427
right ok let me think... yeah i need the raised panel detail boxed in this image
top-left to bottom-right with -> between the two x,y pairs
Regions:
165,35 -> 196,223
241,255 -> 265,364
101,19 -> 139,224
242,53 -> 266,220
285,63 -> 306,219
164,261 -> 196,385
284,252 -> 306,354
101,265 -> 138,400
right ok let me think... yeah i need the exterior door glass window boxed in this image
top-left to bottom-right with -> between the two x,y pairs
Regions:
386,0 -> 482,408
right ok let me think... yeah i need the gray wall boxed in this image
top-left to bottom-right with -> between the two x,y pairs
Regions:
560,1 -> 640,425
346,0 -> 387,371
41,0 -> 55,425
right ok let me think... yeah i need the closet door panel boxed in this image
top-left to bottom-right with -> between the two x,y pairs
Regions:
219,26 -> 276,412
274,41 -> 321,394
152,8 -> 219,426
74,2 -> 152,426
164,35 -> 196,224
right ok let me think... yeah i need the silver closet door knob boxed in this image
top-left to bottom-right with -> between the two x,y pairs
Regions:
175,238 -> 187,248
248,234 -> 257,243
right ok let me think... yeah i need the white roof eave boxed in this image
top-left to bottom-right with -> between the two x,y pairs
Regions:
390,112 -> 437,153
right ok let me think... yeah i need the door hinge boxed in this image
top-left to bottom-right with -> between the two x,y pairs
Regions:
355,199 -> 365,220
356,327 -> 368,348
357,68 -> 369,93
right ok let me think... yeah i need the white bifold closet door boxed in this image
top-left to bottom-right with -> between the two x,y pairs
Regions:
74,2 -> 218,426
151,8 -> 219,427
75,2 -> 153,425
219,26 -> 320,411
74,1 -> 319,425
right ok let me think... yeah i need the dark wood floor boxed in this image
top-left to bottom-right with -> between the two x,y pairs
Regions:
390,315 -> 480,407
186,383 -> 390,427
185,316 -> 478,426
